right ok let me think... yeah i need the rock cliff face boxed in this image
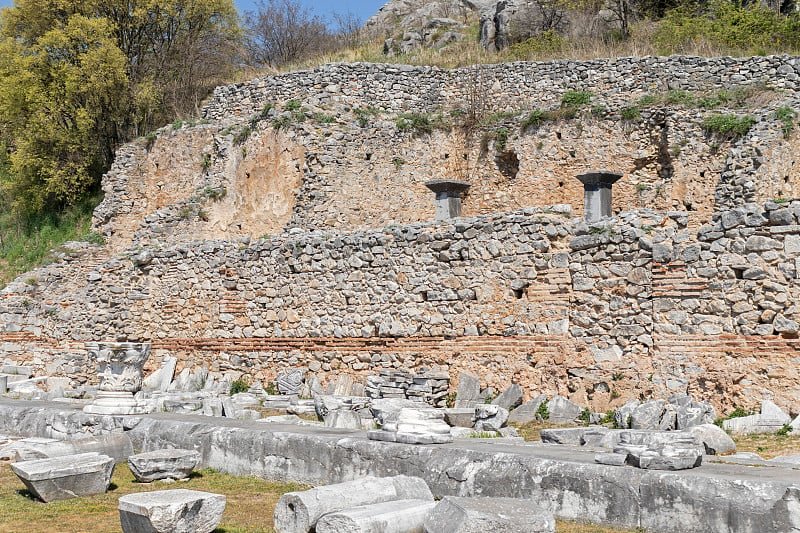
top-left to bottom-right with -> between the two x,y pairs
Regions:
3,56 -> 800,411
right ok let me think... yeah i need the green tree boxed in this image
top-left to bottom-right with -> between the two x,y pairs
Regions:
0,15 -> 128,215
0,0 -> 241,218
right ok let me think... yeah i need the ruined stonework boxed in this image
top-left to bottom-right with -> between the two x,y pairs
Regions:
3,57 -> 800,412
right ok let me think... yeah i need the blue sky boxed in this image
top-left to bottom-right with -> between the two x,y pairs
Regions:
0,1 -> 386,25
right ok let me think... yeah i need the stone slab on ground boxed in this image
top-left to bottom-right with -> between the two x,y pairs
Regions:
128,449 -> 201,482
315,498 -> 436,533
11,452 -> 114,502
14,432 -> 133,463
540,427 -> 609,445
118,489 -> 225,533
274,475 -> 433,533
424,496 -> 556,533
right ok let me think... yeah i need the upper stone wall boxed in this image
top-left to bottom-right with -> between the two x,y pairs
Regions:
202,56 -> 800,120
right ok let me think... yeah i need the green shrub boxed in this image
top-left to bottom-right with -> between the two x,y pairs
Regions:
396,113 -> 444,135
536,400 -> 550,421
520,109 -> 546,131
702,114 -> 756,138
561,90 -> 592,108
775,106 -> 797,138
313,112 -> 335,124
229,379 -> 249,394
620,106 -> 641,121
656,0 -> 800,56
494,128 -> 509,151
285,99 -> 301,111
665,90 -> 695,106
232,125 -> 252,145
505,30 -> 567,59
354,107 -> 381,127
272,114 -> 292,131
200,153 -> 211,171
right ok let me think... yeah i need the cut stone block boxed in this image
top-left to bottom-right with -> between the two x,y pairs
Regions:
324,410 -> 363,430
14,433 -> 133,464
119,489 -> 225,533
274,475 -> 432,533
315,498 -> 436,533
491,384 -> 524,411
11,452 -> 114,502
546,395 -> 582,424
128,449 -> 201,482
424,496 -> 556,533
454,372 -> 481,408
0,437 -> 59,461
444,408 -> 475,428
507,394 -> 548,425
370,399 -> 428,426
474,404 -> 509,432
368,408 -> 454,444
686,424 -> 736,455
540,427 -> 608,445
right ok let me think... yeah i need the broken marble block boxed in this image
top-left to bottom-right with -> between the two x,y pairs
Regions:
367,408 -> 453,444
491,384 -> 524,411
370,398 -> 429,426
276,369 -> 306,395
14,433 -> 133,464
473,404 -> 509,432
723,400 -> 791,435
596,436 -> 703,471
315,499 -> 436,533
324,409 -> 363,430
443,408 -> 475,428
454,372 -> 481,408
507,394 -> 548,425
546,395 -> 582,424
11,452 -> 115,502
274,475 -> 433,533
128,449 -> 201,482
119,489 -> 225,533
424,496 -> 556,533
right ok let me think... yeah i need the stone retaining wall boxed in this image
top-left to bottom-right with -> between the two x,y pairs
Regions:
202,56 -> 800,120
4,201 -> 800,411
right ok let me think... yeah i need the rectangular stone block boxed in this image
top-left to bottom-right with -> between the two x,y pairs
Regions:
11,452 -> 114,502
119,489 -> 225,533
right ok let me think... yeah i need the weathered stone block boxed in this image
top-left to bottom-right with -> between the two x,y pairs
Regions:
14,433 -> 133,464
119,489 -> 225,533
491,384 -> 523,411
11,452 -> 115,502
507,395 -> 548,425
315,499 -> 436,533
424,496 -> 555,533
128,449 -> 201,482
274,475 -> 432,533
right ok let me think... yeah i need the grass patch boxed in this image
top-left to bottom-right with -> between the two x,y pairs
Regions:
0,462 -> 306,533
556,521 -> 641,532
732,433 -> 800,459
775,105 -> 797,138
0,194 -> 103,287
702,114 -> 756,138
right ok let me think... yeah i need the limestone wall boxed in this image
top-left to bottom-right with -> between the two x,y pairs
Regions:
202,56 -> 800,121
5,201 -> 800,412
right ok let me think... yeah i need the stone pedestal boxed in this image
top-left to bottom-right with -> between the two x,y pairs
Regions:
575,171 -> 622,222
425,180 -> 471,221
83,342 -> 151,415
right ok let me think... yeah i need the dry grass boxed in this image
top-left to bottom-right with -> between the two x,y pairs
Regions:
0,462 -> 306,533
557,521 -> 642,532
732,433 -> 800,459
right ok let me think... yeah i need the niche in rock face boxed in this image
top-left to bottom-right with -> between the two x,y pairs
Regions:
495,149 -> 519,179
